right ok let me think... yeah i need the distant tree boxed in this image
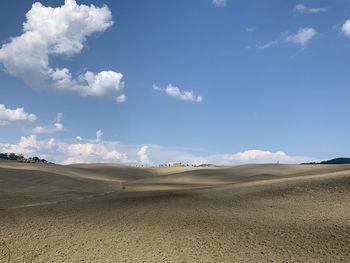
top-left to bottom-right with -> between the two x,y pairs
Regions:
18,154 -> 24,161
8,153 -> 17,160
32,156 -> 40,163
0,153 -> 8,159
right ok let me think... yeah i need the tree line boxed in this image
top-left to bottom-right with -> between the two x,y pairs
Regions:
0,152 -> 49,163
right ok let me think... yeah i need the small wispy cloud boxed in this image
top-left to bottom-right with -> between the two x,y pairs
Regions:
212,0 -> 227,8
153,84 -> 202,103
294,4 -> 327,14
342,20 -> 350,37
96,129 -> 104,142
116,94 -> 127,103
285,28 -> 317,45
257,40 -> 279,49
32,123 -> 65,134
257,27 -> 317,49
32,113 -> 65,134
246,27 -> 257,33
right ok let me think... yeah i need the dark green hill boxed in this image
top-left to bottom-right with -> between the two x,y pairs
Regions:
320,158 -> 350,164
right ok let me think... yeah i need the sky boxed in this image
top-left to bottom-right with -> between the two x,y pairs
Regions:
1,0 -> 350,165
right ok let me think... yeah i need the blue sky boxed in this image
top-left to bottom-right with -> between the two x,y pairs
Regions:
1,0 -> 350,165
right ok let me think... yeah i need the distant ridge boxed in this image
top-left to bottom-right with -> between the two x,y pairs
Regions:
302,157 -> 350,165
320,158 -> 350,164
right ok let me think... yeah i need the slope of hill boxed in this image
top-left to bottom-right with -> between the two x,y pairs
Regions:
320,157 -> 350,164
1,161 -> 350,208
0,162 -> 349,262
0,161 -> 153,209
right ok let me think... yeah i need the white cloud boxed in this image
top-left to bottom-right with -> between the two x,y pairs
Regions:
257,40 -> 280,50
212,0 -> 227,7
0,133 -> 319,165
116,94 -> 127,103
0,0 -> 125,102
153,84 -> 202,103
55,112 -> 63,123
225,150 -> 302,163
246,27 -> 257,33
32,123 -> 65,134
0,104 -> 37,125
0,131 -> 127,164
285,28 -> 317,46
152,85 -> 163,91
137,145 -> 150,164
144,146 -> 319,166
96,129 -> 104,142
58,130 -> 128,164
294,4 -> 327,14
257,27 -> 317,49
64,141 -> 126,164
341,20 -> 350,37
0,135 -> 56,157
32,113 -> 65,134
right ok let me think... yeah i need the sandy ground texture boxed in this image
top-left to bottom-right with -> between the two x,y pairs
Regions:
0,160 -> 349,262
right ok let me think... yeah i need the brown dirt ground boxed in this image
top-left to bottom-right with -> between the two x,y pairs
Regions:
0,161 -> 349,262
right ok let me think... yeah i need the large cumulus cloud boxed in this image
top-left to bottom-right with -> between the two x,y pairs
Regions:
0,104 -> 37,125
0,0 -> 126,102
